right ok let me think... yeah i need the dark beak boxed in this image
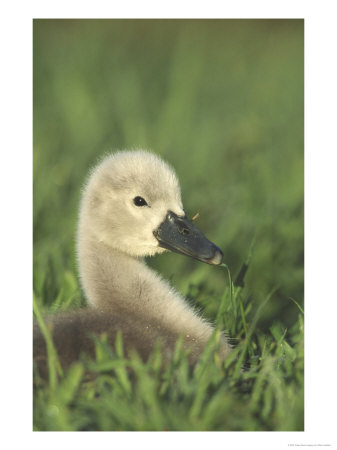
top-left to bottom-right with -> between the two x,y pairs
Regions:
153,211 -> 223,265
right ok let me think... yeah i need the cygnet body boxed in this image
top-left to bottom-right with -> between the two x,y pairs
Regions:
34,151 -> 231,375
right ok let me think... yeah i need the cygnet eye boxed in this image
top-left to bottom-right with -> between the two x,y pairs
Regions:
133,196 -> 148,207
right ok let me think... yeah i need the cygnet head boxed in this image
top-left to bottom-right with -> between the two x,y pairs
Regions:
79,150 -> 223,265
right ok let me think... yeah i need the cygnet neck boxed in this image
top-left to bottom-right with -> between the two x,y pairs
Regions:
77,229 -> 214,346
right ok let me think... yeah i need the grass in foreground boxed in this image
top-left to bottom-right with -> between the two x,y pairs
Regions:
33,254 -> 304,432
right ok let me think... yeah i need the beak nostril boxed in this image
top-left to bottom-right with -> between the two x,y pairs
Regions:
180,227 -> 190,236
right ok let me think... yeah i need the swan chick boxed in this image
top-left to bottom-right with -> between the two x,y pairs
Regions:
34,150 -> 231,375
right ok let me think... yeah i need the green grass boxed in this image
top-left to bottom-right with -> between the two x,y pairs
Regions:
33,257 -> 304,431
33,19 -> 304,431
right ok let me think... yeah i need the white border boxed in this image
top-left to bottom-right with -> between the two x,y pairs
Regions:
1,1 -> 337,449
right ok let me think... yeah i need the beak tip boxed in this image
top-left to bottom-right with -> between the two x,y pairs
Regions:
207,247 -> 223,265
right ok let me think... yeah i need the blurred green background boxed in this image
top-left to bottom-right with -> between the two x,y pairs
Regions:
33,19 -> 304,330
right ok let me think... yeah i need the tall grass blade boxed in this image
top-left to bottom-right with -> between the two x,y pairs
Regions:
33,293 -> 63,388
